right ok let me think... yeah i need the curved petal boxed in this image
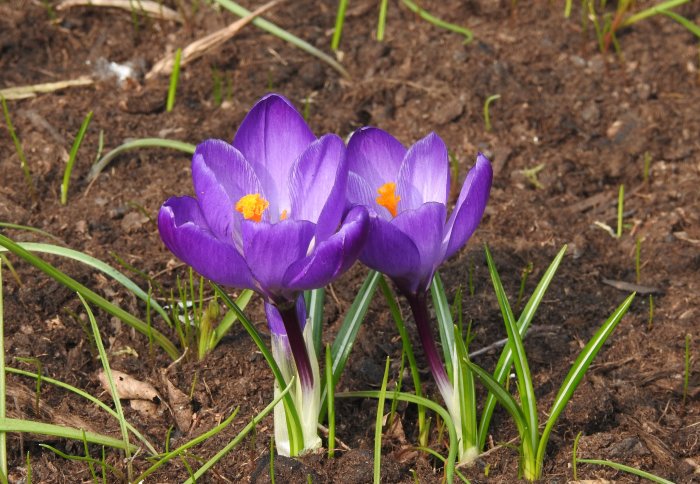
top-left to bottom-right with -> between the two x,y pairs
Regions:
232,93 -> 316,216
397,132 -> 450,211
158,197 -> 254,289
347,126 -> 406,190
289,134 -> 347,242
444,153 -> 493,260
391,202 -> 447,291
241,218 -> 315,298
346,172 -> 378,213
191,139 -> 263,246
283,206 -> 369,290
359,213 -> 422,287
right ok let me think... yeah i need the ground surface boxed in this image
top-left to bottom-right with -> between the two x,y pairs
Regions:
1,0 -> 699,482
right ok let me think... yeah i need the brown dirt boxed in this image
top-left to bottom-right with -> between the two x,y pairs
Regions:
1,0 -> 699,482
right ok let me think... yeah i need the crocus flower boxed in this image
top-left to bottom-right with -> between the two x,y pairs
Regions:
346,127 -> 492,462
158,94 -> 369,455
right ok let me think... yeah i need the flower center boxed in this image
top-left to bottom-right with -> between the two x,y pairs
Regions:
235,193 -> 269,222
376,182 -> 400,218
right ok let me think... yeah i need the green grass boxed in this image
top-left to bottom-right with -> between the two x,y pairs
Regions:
61,110 -> 93,205
1,95 -> 35,200
483,94 -> 501,132
166,48 -> 182,112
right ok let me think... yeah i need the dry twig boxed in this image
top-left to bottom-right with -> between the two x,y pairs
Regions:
146,0 -> 280,80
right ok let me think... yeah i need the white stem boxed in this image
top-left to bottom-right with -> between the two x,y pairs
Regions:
271,323 -> 321,456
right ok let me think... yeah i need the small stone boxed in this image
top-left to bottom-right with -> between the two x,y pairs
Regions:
580,102 -> 600,123
121,211 -> 149,233
430,98 -> 464,125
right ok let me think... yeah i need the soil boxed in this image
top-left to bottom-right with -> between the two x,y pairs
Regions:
1,0 -> 699,482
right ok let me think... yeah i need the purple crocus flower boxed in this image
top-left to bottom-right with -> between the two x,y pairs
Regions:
158,94 -> 369,455
346,127 -> 492,461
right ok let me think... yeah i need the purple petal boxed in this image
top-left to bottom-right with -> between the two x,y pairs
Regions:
397,132 -> 450,211
347,127 -> 406,190
232,94 -> 316,216
346,172 -> 378,213
191,139 -> 263,246
158,197 -> 254,288
359,213 -> 421,289
283,206 -> 369,290
241,218 -> 315,298
289,134 -> 346,242
391,202 -> 447,292
444,153 -> 493,260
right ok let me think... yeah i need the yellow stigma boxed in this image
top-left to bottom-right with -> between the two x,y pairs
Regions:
280,209 -> 288,221
376,182 -> 400,218
235,193 -> 269,222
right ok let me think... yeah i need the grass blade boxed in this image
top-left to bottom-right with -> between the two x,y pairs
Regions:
212,0 -> 350,79
325,344 -> 335,458
431,272 -> 454,378
0,234 -> 179,359
658,9 -> 700,37
166,48 -> 182,112
78,294 -> 133,480
377,0 -> 389,41
211,289 -> 254,347
466,361 -> 533,458
6,367 -> 156,454
621,0 -> 689,27
61,111 -> 93,205
1,242 -> 173,327
87,138 -> 195,181
400,0 -> 473,43
136,407 -> 240,481
576,458 -> 674,484
305,287 -> 325,358
536,292 -> 635,476
373,357 -> 391,483
1,95 -> 35,199
331,0 -> 348,50
453,328 -> 478,459
484,245 -> 539,453
0,261 -> 6,479
337,390 -> 457,484
320,270 -> 381,413
0,222 -> 64,244
478,245 -> 567,449
0,418 -> 136,451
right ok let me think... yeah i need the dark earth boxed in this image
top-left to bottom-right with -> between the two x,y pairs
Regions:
1,0 -> 699,482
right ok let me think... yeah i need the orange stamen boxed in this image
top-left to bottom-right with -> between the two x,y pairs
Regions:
279,209 -> 288,221
376,182 -> 400,218
235,193 -> 269,222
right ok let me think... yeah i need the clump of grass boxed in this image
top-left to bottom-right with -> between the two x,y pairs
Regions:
520,163 -> 545,189
467,245 -> 635,481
